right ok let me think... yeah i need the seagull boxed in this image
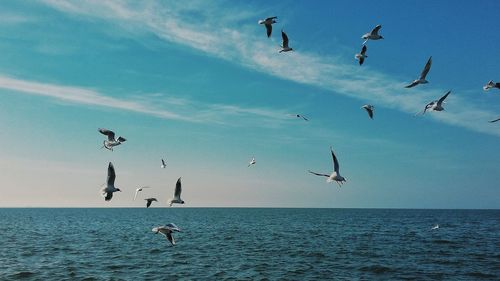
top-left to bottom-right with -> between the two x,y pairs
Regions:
161,159 -> 167,169
431,224 -> 439,230
134,186 -> 151,201
279,30 -> 293,53
489,117 -> 500,123
168,177 -> 184,207
289,114 -> 308,121
308,147 -> 347,187
98,128 -> 126,151
152,223 -> 181,246
421,90 -> 451,114
361,24 -> 383,44
145,198 -> 157,208
361,104 -> 374,119
101,162 -> 121,201
355,45 -> 368,65
405,56 -> 432,88
258,16 -> 277,38
483,80 -> 500,91
248,157 -> 256,167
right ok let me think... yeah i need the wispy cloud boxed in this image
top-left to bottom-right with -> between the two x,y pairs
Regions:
0,74 -> 289,126
39,0 -> 500,137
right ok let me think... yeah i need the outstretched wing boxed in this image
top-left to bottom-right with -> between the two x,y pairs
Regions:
489,117 -> 500,123
104,192 -> 113,201
117,136 -> 126,142
308,170 -> 330,177
174,177 -> 182,199
405,80 -> 419,88
360,45 -> 367,55
98,128 -> 115,141
166,232 -> 175,245
107,162 -> 116,186
370,24 -> 382,35
437,90 -> 451,105
363,106 -> 373,119
281,30 -> 289,48
420,56 -> 432,80
330,147 -> 340,173
265,24 -> 272,38
146,200 -> 152,208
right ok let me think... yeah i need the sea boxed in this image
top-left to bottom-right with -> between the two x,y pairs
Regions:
0,208 -> 498,280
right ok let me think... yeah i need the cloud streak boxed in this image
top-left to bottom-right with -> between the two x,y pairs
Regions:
0,74 -> 289,126
40,0 -> 500,136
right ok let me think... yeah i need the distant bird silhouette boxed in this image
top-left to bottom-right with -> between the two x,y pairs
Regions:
361,104 -> 374,119
361,24 -> 383,44
355,45 -> 368,65
483,80 -> 500,91
279,30 -> 293,53
145,198 -> 157,208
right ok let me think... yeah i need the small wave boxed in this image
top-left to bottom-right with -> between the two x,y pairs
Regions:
359,265 -> 394,274
432,239 -> 456,245
466,272 -> 497,278
10,271 -> 35,278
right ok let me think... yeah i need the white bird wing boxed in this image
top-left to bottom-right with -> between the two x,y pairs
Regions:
308,170 -> 330,177
134,188 -> 140,201
107,162 -> 116,186
99,128 -> 115,141
174,177 -> 182,200
420,56 -> 432,80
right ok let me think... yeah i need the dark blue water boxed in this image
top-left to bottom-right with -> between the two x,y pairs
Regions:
0,208 -> 498,280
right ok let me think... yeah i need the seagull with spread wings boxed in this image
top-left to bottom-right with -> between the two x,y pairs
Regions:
405,56 -> 432,88
308,147 -> 347,187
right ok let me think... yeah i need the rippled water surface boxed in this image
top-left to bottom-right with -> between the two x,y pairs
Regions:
0,208 -> 499,280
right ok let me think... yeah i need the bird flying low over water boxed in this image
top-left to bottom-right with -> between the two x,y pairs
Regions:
483,80 -> 500,91
248,157 -> 256,167
98,128 -> 126,151
152,223 -> 181,246
258,16 -> 277,38
134,186 -> 151,201
308,147 -> 347,187
161,159 -> 166,169
419,90 -> 451,115
361,104 -> 374,119
355,45 -> 368,65
145,198 -> 157,208
168,177 -> 184,207
101,162 -> 121,201
431,224 -> 439,230
361,24 -> 383,44
279,30 -> 293,53
405,56 -> 432,88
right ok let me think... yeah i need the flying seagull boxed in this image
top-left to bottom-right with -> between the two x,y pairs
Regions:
308,147 -> 347,187
488,117 -> 500,123
355,45 -> 368,65
483,80 -> 500,91
279,30 -> 293,53
258,16 -> 277,38
288,114 -> 308,121
168,177 -> 184,207
101,162 -> 121,201
361,104 -> 374,119
248,157 -> 256,167
405,56 -> 432,88
98,128 -> 126,151
152,223 -> 181,246
361,24 -> 383,44
161,159 -> 167,169
145,198 -> 157,208
134,186 -> 151,201
431,224 -> 439,230
420,90 -> 451,115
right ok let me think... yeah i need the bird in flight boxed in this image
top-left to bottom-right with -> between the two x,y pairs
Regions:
405,56 -> 432,88
134,186 -> 151,201
101,162 -> 121,201
419,90 -> 451,115
308,147 -> 347,187
361,104 -> 374,119
168,177 -> 185,207
98,128 -> 126,151
145,198 -> 157,208
483,80 -> 500,91
279,30 -> 293,53
258,16 -> 277,38
355,45 -> 368,65
361,24 -> 383,44
152,223 -> 181,246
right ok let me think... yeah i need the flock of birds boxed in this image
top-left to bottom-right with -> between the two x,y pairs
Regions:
92,17 -> 500,245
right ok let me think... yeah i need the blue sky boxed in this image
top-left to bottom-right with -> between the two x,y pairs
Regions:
0,0 -> 499,208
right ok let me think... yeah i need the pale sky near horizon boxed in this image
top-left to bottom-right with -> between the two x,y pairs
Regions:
0,0 -> 499,208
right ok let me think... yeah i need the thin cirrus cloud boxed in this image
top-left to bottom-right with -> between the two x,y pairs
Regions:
39,0 -> 500,137
0,74 -> 289,126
